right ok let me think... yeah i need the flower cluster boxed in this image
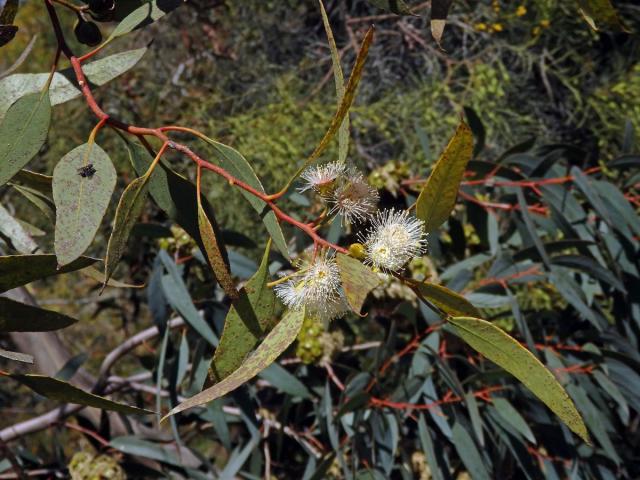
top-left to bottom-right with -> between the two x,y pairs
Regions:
274,253 -> 349,324
299,161 -> 378,224
360,209 -> 427,273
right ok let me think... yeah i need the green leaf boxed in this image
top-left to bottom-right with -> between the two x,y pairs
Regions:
416,121 -> 473,233
319,0 -> 349,163
577,0 -> 628,32
197,191 -> 236,300
10,169 -> 53,197
53,143 -> 116,266
0,254 -> 97,293
202,139 -> 290,259
336,254 -> 380,314
0,297 -> 77,332
109,436 -> 182,467
448,316 -> 589,442
208,242 -> 275,383
492,397 -> 537,444
80,265 -> 144,289
0,25 -> 17,48
258,363 -> 312,399
405,279 -> 480,317
288,26 -> 374,184
10,184 -> 55,220
9,374 -> 153,415
0,347 -> 33,364
451,422 -> 491,480
163,308 -> 305,419
104,175 -> 150,285
0,91 -> 51,187
107,0 -> 181,40
0,48 -> 147,122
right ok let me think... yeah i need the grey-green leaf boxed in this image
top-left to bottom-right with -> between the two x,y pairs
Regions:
53,143 -> 116,266
0,48 -> 147,123
0,91 -> 51,187
10,374 -> 153,415
104,175 -> 150,285
448,316 -> 589,442
163,308 -> 305,419
0,254 -> 97,293
0,347 -> 33,364
0,297 -> 77,332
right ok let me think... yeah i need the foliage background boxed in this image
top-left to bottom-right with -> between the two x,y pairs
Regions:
1,0 -> 640,478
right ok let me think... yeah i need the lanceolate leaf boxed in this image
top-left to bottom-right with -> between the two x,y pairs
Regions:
336,254 -> 380,314
0,297 -> 77,332
448,316 -> 589,442
319,0 -> 349,164
405,279 -> 480,317
53,143 -> 116,266
0,91 -> 51,187
203,139 -> 290,259
416,122 -> 474,233
0,254 -> 97,293
197,192 -> 236,300
163,308 -> 305,419
9,374 -> 153,415
208,241 -> 276,383
291,26 -> 373,180
0,204 -> 38,254
0,48 -> 147,123
107,0 -> 182,40
104,175 -> 150,285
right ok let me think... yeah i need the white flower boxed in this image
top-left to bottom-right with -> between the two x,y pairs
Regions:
274,253 -> 347,322
361,209 -> 427,272
299,161 -> 346,196
330,170 -> 379,223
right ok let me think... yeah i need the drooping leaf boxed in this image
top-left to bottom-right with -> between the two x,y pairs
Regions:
0,91 -> 51,187
492,397 -> 537,444
405,279 -> 481,317
464,106 -> 485,157
0,48 -> 147,122
202,138 -> 290,259
53,143 -> 116,266
319,0 -> 349,163
431,0 -> 454,46
0,254 -> 97,293
448,316 -> 589,442
258,363 -> 312,399
0,297 -> 77,332
80,265 -> 144,288
209,241 -> 275,383
10,169 -> 52,196
577,0 -> 628,32
416,121 -> 473,233
551,254 -> 626,293
9,374 -> 153,414
0,204 -> 38,254
451,422 -> 491,480
336,254 -> 381,314
0,0 -> 18,24
289,26 -> 373,183
197,190 -> 236,300
10,184 -> 55,220
104,175 -> 150,285
163,308 -> 305,419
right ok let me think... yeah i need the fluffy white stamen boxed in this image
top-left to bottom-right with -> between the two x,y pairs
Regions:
299,162 -> 346,195
274,254 -> 346,321
361,209 -> 427,272
330,170 -> 379,223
